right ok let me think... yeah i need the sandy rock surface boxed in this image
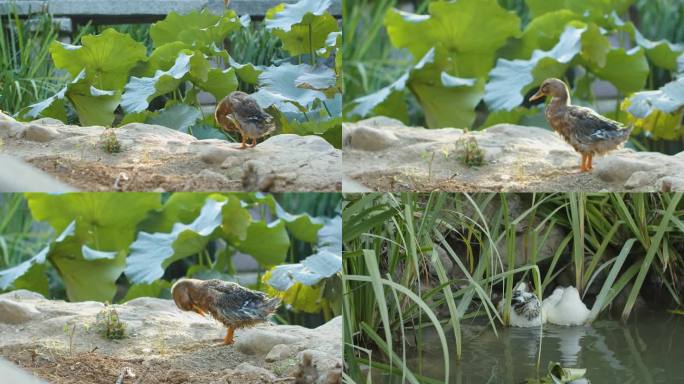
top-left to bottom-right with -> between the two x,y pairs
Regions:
343,117 -> 684,192
0,290 -> 342,384
0,112 -> 341,192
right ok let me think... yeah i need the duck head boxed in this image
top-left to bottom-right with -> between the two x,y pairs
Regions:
529,78 -> 569,101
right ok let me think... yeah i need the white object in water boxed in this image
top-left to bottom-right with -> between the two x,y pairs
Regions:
542,286 -> 590,326
498,282 -> 545,327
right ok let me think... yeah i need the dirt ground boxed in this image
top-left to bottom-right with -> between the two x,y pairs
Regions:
2,342 -> 292,384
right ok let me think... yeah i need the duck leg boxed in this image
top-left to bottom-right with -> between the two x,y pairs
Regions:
579,153 -> 587,172
192,304 -> 206,316
240,135 -> 247,149
587,153 -> 593,170
223,326 -> 235,345
250,137 -> 258,148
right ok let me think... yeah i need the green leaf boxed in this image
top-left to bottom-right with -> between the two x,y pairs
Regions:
50,28 -> 146,90
267,249 -> 340,290
122,280 -> 171,302
136,193 -> 213,234
580,23 -> 611,68
147,103 -> 202,131
264,0 -> 332,32
385,0 -> 520,78
347,73 -> 409,122
229,56 -> 263,85
510,10 -> 581,59
625,76 -> 684,118
221,195 -> 252,242
274,204 -> 324,243
270,13 -> 339,57
22,70 -> 87,122
484,26 -> 585,111
409,49 -> 483,128
67,81 -> 121,126
234,219 -> 290,266
591,47 -> 648,94
295,65 -> 337,95
121,52 -> 193,113
253,62 -> 331,112
150,9 -> 241,49
197,67 -> 238,100
526,0 -> 632,24
124,197 -> 226,284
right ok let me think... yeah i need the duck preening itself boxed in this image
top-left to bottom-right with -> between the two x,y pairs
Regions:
498,281 -> 544,327
529,78 -> 632,172
172,278 -> 280,345
214,91 -> 276,149
542,286 -> 590,326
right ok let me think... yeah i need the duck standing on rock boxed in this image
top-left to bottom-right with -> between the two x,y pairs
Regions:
171,278 -> 280,345
498,281 -> 544,327
214,91 -> 276,149
529,78 -> 632,172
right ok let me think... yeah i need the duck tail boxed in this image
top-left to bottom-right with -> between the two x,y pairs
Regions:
258,296 -> 281,316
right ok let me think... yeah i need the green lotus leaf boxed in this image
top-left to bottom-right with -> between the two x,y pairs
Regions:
147,103 -> 202,131
221,195 -> 252,242
347,73 -> 409,123
22,85 -> 68,122
67,82 -> 121,127
125,197 -> 226,284
265,0 -> 332,32
271,12 -> 339,57
198,67 -> 238,100
267,249 -> 340,290
409,49 -> 483,128
150,9 -> 241,48
385,0 -> 520,77
122,280 -> 171,302
234,219 -> 290,266
484,26 -> 585,111
509,10 -> 580,59
526,0 -> 633,24
253,62 -> 331,112
229,56 -> 263,85
136,193 -> 213,234
625,76 -> 684,119
295,64 -> 337,97
614,17 -> 684,71
49,28 -> 146,90
591,47 -> 648,94
580,23 -> 611,68
121,52 -> 193,113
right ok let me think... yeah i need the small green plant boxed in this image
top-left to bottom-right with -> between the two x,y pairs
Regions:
95,303 -> 126,340
62,322 -> 76,356
457,136 -> 485,167
100,128 -> 121,153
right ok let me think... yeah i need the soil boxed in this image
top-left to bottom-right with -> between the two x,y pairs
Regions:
1,343 -> 289,384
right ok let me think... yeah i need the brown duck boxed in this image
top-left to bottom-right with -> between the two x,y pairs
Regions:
172,278 -> 280,345
214,91 -> 276,149
529,78 -> 632,172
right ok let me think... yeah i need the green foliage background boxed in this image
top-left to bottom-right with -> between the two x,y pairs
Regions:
0,192 -> 342,326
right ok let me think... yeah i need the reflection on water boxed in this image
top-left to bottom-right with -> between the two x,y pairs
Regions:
382,312 -> 684,383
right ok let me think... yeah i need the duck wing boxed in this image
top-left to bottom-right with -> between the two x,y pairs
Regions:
204,280 -> 280,324
566,106 -> 631,149
232,96 -> 273,125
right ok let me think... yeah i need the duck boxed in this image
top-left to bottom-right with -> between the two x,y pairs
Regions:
171,278 -> 281,345
542,286 -> 590,326
529,78 -> 632,172
214,91 -> 276,149
498,281 -> 545,327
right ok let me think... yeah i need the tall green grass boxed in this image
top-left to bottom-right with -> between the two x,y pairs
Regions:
343,192 -> 684,383
0,8 -> 66,114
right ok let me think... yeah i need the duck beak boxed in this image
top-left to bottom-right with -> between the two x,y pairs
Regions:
529,88 -> 545,101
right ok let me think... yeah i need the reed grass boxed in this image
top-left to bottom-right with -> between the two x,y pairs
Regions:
343,192 -> 684,383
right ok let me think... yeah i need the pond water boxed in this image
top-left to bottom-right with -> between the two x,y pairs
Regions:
379,312 -> 684,383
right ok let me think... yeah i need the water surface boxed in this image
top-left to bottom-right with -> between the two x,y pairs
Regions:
380,312 -> 684,383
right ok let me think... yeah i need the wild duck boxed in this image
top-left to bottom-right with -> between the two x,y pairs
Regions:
542,286 -> 590,326
214,91 -> 276,149
172,278 -> 280,345
529,78 -> 632,172
498,281 -> 545,327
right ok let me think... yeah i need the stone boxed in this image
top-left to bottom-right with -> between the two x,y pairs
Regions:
2,120 -> 340,191
235,329 -> 299,355
265,343 -> 299,362
23,123 -> 59,142
0,299 -> 40,324
0,120 -> 25,139
348,125 -> 399,151
0,155 -> 77,192
234,362 -> 277,381
343,118 -> 684,192
656,176 -> 684,192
